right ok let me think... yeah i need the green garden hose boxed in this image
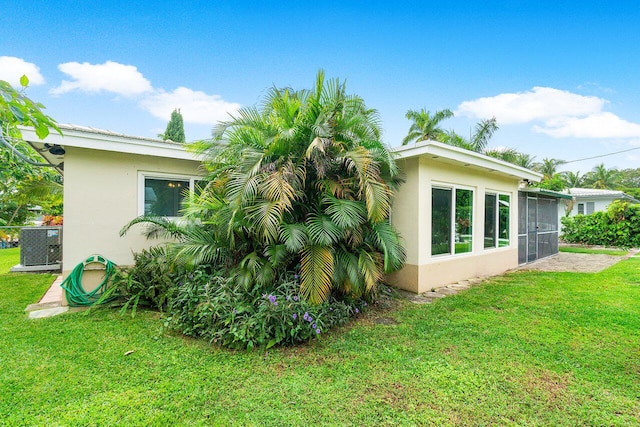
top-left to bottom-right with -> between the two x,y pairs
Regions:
60,255 -> 117,307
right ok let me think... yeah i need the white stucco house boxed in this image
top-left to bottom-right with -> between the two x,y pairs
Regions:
558,188 -> 640,230
21,124 -> 204,280
22,126 -> 564,295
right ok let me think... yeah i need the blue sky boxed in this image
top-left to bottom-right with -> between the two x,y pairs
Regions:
2,1 -> 640,173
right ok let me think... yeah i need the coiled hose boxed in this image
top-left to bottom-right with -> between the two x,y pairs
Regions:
60,255 -> 117,307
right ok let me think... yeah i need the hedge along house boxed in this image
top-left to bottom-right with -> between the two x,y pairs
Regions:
389,141 -> 543,294
20,124 -> 204,282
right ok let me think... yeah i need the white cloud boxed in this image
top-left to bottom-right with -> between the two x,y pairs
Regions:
51,61 -> 153,96
533,112 -> 640,138
139,87 -> 241,125
0,56 -> 45,86
456,87 -> 605,124
457,86 -> 640,139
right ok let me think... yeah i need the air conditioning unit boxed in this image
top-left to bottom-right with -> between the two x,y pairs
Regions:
19,227 -> 63,267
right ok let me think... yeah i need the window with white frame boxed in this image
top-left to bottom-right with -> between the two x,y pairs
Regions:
431,185 -> 474,256
484,192 -> 510,249
577,203 -> 585,215
139,172 -> 200,217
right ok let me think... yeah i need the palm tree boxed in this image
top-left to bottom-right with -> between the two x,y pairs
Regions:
534,158 -> 566,181
125,71 -> 406,304
440,117 -> 499,153
561,171 -> 583,188
402,108 -> 453,145
585,163 -> 619,189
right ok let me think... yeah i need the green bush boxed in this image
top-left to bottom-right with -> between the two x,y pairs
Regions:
561,201 -> 640,247
107,246 -> 186,314
168,271 -> 362,349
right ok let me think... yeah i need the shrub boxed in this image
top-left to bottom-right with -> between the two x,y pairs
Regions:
561,201 -> 640,247
168,271 -> 363,349
107,246 -> 187,314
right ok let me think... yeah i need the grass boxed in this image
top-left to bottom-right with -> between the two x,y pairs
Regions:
1,255 -> 639,425
0,247 -> 20,273
560,246 -> 629,256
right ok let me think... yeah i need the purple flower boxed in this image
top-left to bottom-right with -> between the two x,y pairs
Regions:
315,328 -> 321,334
363,302 -> 368,307
303,312 -> 309,321
307,316 -> 313,323
292,313 -> 297,320
312,323 -> 317,329
273,302 -> 278,306
268,295 -> 277,304
355,308 -> 359,314
188,274 -> 194,279
233,309 -> 238,314
293,296 -> 299,301
262,293 -> 267,299
294,274 -> 299,279
286,295 -> 291,301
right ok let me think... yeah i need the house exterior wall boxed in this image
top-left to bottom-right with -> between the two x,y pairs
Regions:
62,147 -> 202,278
389,157 -> 520,293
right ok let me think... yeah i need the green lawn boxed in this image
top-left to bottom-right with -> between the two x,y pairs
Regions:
0,247 -> 20,273
1,256 -> 639,425
560,246 -> 629,256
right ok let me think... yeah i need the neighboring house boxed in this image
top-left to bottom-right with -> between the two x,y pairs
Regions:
23,127 -> 558,295
388,141 -> 542,293
558,188 -> 640,230
21,124 -> 204,280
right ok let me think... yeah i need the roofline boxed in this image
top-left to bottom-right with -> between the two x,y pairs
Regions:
520,187 -> 574,200
391,140 -> 543,182
19,124 -> 203,162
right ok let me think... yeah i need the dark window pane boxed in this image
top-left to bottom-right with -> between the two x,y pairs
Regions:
432,188 -> 452,255
455,189 -> 473,254
498,194 -> 510,247
144,178 -> 188,216
484,193 -> 496,248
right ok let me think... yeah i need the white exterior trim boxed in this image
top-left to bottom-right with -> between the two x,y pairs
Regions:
138,171 -> 200,217
392,140 -> 542,182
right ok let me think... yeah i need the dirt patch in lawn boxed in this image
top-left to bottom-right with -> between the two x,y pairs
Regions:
517,249 -> 638,273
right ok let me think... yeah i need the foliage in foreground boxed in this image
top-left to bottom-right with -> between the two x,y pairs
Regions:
106,251 -> 365,349
561,200 -> 640,247
0,77 -> 63,225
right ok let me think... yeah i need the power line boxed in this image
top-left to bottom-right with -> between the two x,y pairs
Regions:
564,145 -> 640,164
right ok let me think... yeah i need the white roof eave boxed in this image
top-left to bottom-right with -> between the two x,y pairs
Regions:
391,140 -> 542,182
19,125 -> 204,162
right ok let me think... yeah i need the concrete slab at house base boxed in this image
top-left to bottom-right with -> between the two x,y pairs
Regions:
28,306 -> 69,319
10,263 -> 61,273
25,275 -> 67,319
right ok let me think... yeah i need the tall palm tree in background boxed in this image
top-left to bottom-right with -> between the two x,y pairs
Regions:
585,163 -> 619,189
402,108 -> 453,145
125,71 -> 405,304
534,158 -> 566,181
561,170 -> 583,188
440,117 -> 499,153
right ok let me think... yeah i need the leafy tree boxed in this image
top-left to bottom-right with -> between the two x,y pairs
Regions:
402,108 -> 453,145
617,168 -> 640,188
161,108 -> 186,143
124,71 -> 405,304
0,76 -> 62,225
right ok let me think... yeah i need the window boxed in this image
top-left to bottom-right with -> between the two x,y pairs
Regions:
586,202 -> 595,215
577,203 -> 585,215
431,186 -> 473,256
484,192 -> 510,249
139,173 -> 200,217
